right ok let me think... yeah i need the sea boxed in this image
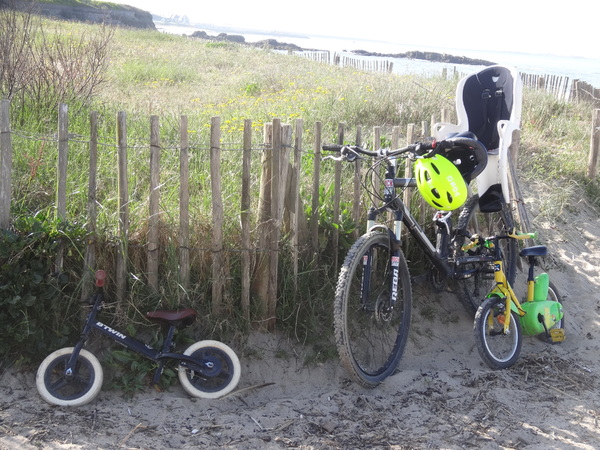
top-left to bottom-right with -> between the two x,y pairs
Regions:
157,23 -> 600,88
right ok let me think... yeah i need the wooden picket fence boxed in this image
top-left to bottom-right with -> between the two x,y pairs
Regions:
1,99 -> 598,329
0,100 -> 436,329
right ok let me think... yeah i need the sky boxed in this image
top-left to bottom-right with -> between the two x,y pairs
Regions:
106,0 -> 600,59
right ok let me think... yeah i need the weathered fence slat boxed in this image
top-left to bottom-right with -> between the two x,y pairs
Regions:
267,118 -> 282,330
179,115 -> 190,300
81,111 -> 98,301
351,126 -> 362,240
56,104 -> 68,271
210,116 -> 224,316
252,122 -> 273,325
310,122 -> 322,258
588,109 -> 600,178
148,116 -> 160,292
291,118 -> 304,286
403,124 -> 415,211
0,100 -> 13,230
116,111 -> 129,305
332,123 -> 343,270
240,119 -> 252,322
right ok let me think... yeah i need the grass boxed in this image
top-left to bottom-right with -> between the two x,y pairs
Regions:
4,14 -> 599,362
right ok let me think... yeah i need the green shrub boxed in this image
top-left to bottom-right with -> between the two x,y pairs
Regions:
0,215 -> 87,363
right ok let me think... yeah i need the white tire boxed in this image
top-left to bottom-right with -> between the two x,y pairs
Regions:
178,340 -> 240,399
36,347 -> 103,407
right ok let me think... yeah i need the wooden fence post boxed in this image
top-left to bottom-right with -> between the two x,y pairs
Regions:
0,100 -> 12,230
210,116 -> 224,316
371,126 -> 381,207
179,116 -> 190,301
116,111 -> 129,305
267,118 -> 282,329
252,122 -> 273,325
56,103 -> 68,272
352,126 -> 362,239
403,124 -> 415,209
291,118 -> 304,286
311,122 -> 322,259
240,119 -> 252,322
587,109 -> 600,178
332,123 -> 344,269
81,111 -> 98,301
148,116 -> 160,292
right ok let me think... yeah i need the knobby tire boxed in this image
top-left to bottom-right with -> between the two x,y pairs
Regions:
334,231 -> 412,388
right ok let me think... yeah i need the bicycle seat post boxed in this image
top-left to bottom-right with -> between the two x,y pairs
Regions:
519,245 -> 547,301
151,323 -> 178,387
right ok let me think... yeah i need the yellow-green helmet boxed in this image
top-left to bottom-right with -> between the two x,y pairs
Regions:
415,155 -> 468,210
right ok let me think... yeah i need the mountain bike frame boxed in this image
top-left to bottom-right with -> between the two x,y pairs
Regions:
367,157 -> 477,282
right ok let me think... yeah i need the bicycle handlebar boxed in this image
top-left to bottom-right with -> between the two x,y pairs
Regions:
508,231 -> 537,240
322,136 -> 487,163
461,231 -> 538,252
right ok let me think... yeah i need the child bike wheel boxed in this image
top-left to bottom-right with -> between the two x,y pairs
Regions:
474,296 -> 523,369
334,231 -> 412,388
178,340 -> 241,399
36,347 -> 104,407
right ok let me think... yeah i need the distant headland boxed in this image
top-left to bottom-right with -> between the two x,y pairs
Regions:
350,49 -> 495,66
186,30 -> 496,66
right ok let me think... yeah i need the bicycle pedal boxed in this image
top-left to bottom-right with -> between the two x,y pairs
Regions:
549,328 -> 565,343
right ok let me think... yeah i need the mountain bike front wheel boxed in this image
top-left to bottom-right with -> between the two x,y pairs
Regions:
334,231 -> 412,388
474,295 -> 523,369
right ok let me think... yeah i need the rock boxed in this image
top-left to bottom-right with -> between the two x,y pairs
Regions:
1,0 -> 156,30
351,49 -> 495,66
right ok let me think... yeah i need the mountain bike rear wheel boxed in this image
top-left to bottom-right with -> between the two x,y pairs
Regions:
474,295 -> 522,369
334,231 -> 412,388
456,195 -> 517,314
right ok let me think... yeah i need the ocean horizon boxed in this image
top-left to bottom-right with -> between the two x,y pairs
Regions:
157,23 -> 600,89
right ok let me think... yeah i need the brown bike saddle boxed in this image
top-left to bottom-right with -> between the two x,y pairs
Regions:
146,308 -> 197,327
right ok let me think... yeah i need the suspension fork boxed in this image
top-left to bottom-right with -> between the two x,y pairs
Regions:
360,208 -> 403,309
388,210 -> 403,307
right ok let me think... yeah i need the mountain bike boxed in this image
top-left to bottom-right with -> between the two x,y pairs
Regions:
469,232 -> 565,369
322,133 -> 517,387
36,270 -> 241,406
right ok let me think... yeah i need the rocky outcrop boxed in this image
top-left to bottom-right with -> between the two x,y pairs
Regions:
351,49 -> 495,66
191,31 -> 246,44
189,31 -> 309,52
1,0 -> 156,29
